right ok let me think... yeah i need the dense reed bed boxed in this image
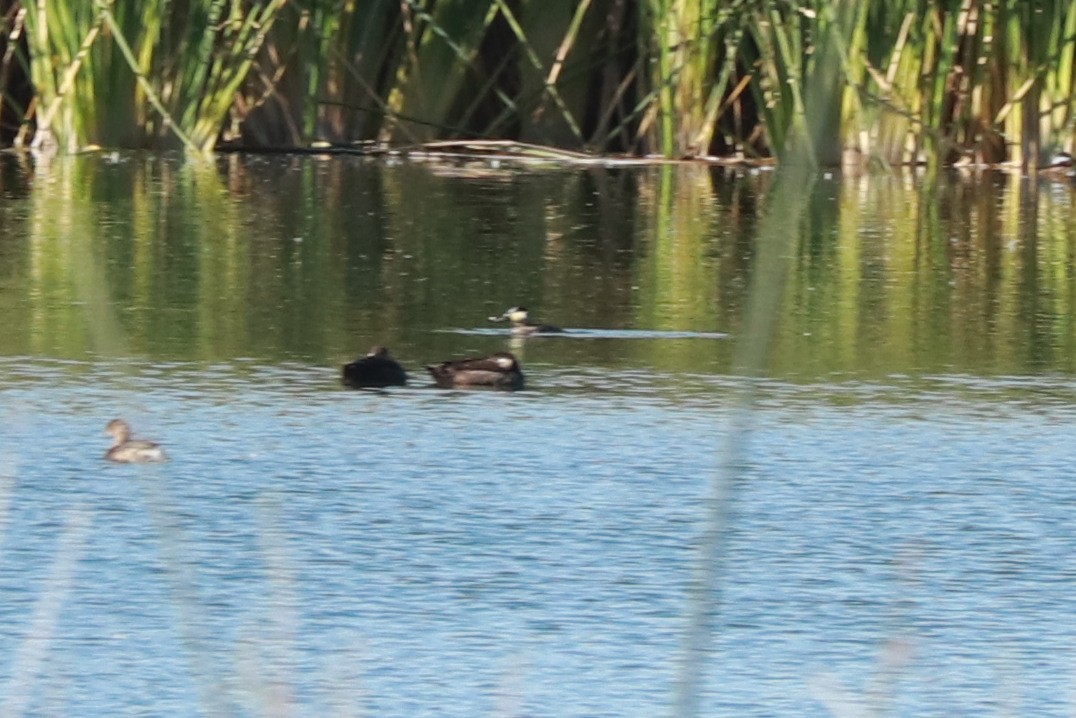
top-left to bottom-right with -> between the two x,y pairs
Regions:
1,0 -> 1074,166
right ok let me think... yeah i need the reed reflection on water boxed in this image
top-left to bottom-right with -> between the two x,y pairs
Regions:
0,156 -> 1073,374
0,155 -> 1074,716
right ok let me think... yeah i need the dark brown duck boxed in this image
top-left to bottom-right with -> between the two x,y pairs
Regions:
426,352 -> 524,389
342,346 -> 408,388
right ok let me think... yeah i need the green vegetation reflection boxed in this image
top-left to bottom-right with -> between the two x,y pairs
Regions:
1,155 -> 1075,377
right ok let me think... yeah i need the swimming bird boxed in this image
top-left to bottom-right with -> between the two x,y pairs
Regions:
426,352 -> 524,389
1041,151 -> 1075,176
488,306 -> 564,335
1047,151 -> 1073,167
342,346 -> 408,388
104,419 -> 167,463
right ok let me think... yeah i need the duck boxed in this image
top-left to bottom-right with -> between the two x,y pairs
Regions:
342,346 -> 408,388
1040,151 -> 1075,176
488,306 -> 564,335
426,352 -> 524,389
104,419 -> 167,463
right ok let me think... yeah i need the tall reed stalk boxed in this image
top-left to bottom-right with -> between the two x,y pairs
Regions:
641,0 -> 724,156
21,0 -> 287,153
6,0 -> 1076,164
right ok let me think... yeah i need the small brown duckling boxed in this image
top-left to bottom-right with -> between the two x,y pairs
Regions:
342,346 -> 408,388
105,419 -> 167,463
426,352 -> 524,390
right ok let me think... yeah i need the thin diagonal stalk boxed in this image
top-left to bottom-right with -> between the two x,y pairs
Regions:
93,0 -> 202,154
0,507 -> 93,717
491,0 -> 584,142
672,156 -> 814,718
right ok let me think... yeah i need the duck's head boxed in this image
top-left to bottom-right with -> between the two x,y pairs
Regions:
1047,151 -> 1074,168
367,346 -> 391,358
491,352 -> 520,369
105,419 -> 131,442
488,306 -> 529,324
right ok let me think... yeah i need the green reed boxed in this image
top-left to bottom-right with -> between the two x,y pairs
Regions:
6,0 -> 1076,164
20,0 -> 287,153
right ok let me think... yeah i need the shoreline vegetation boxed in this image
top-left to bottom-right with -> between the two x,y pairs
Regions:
1,1 -> 1075,169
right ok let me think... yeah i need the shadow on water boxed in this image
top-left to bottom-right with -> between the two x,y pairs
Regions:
2,153 -> 1076,716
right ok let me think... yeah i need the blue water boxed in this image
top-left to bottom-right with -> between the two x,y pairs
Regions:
1,358 -> 1075,716
3,155 -> 1076,716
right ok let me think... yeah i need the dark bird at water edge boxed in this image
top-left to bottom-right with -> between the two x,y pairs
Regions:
342,346 -> 408,388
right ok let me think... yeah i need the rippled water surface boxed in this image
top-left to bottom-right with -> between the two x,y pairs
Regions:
1,155 -> 1075,716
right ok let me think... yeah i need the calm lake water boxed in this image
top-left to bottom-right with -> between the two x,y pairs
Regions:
1,153 -> 1075,716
